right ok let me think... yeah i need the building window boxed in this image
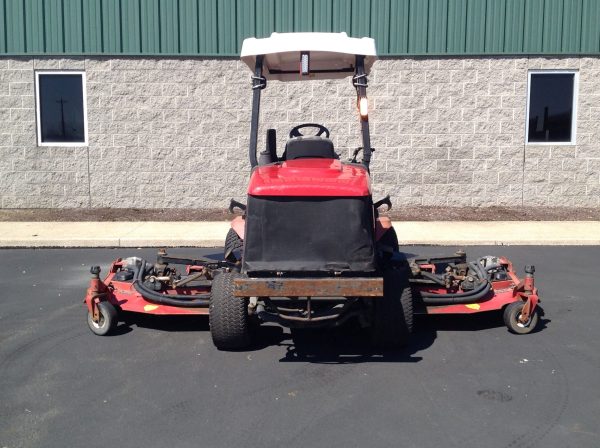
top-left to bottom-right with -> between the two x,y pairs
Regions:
526,70 -> 578,145
35,71 -> 88,146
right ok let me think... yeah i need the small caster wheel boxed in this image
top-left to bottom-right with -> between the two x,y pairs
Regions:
87,301 -> 118,336
503,302 -> 539,334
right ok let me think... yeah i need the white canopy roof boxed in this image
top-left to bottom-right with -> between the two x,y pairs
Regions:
241,32 -> 377,81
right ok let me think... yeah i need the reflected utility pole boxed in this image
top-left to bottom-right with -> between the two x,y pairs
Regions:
56,97 -> 68,139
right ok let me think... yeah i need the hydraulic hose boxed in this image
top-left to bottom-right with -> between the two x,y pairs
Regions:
470,259 -> 491,281
420,281 -> 492,304
420,271 -> 446,286
418,259 -> 493,305
130,259 -> 210,308
420,277 -> 489,299
419,261 -> 488,297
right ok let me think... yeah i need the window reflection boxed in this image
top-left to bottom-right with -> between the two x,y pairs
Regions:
38,74 -> 85,143
528,73 -> 575,143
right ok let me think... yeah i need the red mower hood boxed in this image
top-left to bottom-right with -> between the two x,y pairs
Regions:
248,159 -> 371,197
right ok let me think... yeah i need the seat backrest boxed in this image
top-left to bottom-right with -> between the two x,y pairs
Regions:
284,136 -> 337,160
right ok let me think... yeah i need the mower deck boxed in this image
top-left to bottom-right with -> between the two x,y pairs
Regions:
85,249 -> 541,337
100,261 -> 209,316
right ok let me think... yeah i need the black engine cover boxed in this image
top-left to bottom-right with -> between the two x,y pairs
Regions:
242,195 -> 377,274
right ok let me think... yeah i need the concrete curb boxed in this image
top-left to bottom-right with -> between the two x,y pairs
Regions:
0,221 -> 230,248
1,221 -> 600,247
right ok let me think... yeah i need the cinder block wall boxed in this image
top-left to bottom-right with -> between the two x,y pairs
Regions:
0,56 -> 598,208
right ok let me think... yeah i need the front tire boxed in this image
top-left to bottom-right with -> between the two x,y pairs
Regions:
87,301 -> 118,336
376,228 -> 400,268
371,268 -> 414,348
209,272 -> 252,350
503,301 -> 539,334
224,228 -> 244,263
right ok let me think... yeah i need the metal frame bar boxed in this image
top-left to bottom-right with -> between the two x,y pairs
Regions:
248,55 -> 265,168
234,277 -> 383,297
268,67 -> 355,75
354,55 -> 371,168
247,53 -> 374,170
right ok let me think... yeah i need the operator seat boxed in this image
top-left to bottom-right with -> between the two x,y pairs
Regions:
283,136 -> 338,160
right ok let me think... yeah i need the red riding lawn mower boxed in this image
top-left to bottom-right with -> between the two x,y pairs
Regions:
85,33 -> 541,349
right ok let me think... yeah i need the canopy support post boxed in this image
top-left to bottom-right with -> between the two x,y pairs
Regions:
249,55 -> 266,169
353,55 -> 371,169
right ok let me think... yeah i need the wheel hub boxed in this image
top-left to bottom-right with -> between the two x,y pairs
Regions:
516,313 -> 531,328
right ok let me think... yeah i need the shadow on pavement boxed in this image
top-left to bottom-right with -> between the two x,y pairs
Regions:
417,312 -> 506,332
276,323 -> 436,364
111,307 -> 549,357
119,312 -> 210,333
416,306 -> 549,334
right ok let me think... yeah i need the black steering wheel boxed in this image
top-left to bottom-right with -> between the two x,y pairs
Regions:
289,123 -> 330,139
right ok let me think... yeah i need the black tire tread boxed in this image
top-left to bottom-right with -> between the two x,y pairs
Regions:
209,272 -> 251,350
376,227 -> 400,268
224,228 -> 244,262
372,267 -> 413,348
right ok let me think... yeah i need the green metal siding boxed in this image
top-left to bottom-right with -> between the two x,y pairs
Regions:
581,0 -> 600,52
562,0 -> 582,53
446,0 -> 467,53
504,0 -> 526,53
1,0 -> 599,56
465,0 -> 485,53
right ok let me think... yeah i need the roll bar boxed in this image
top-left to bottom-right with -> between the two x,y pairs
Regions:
249,55 -> 265,168
353,55 -> 371,168
247,54 -> 371,169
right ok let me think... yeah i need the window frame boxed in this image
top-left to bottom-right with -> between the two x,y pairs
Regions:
525,69 -> 578,146
35,70 -> 89,147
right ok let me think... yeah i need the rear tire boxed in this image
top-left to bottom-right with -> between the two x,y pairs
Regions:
372,268 -> 413,348
209,272 -> 252,350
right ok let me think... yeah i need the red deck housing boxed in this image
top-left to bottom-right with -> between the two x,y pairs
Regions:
247,159 -> 372,197
84,260 -> 209,317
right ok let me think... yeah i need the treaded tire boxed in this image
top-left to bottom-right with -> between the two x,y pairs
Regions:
376,227 -> 400,268
378,227 -> 399,253
87,301 -> 118,336
209,272 -> 252,350
224,228 -> 244,262
372,267 -> 414,348
503,301 -> 539,334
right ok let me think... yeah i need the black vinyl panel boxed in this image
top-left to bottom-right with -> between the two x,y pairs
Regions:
243,196 -> 376,274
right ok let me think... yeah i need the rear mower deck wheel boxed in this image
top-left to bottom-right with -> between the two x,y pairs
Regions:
87,301 -> 118,336
503,301 -> 539,334
209,272 -> 252,350
371,268 -> 414,348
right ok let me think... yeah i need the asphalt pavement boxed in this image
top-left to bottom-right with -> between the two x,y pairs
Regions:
0,246 -> 599,448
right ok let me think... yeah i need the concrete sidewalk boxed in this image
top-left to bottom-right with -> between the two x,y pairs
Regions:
1,221 -> 599,247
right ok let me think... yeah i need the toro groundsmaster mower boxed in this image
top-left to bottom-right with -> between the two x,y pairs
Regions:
84,32 -> 541,349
